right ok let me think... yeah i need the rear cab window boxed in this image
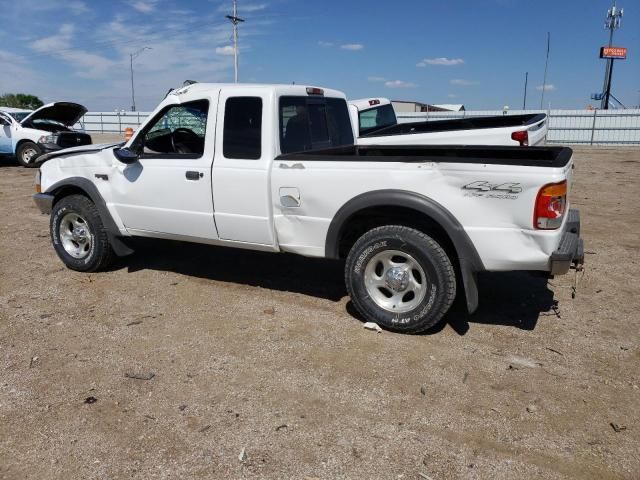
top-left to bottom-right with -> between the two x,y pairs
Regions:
279,96 -> 354,154
358,104 -> 397,135
223,97 -> 263,159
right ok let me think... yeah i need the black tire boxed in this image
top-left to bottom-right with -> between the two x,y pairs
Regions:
345,225 -> 456,334
16,141 -> 42,167
50,195 -> 115,272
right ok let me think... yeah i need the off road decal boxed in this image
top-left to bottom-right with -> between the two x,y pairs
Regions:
463,181 -> 522,200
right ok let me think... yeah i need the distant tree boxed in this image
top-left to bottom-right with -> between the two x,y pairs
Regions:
0,93 -> 44,110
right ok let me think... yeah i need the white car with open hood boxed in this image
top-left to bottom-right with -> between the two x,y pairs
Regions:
0,102 -> 91,166
32,83 -> 583,334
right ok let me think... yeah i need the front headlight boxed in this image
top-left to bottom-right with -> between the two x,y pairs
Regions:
38,134 -> 59,144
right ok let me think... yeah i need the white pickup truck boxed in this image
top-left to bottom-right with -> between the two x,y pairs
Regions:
33,83 -> 583,333
349,98 -> 548,147
0,102 -> 91,166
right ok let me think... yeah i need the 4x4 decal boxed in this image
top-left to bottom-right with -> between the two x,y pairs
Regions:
463,181 -> 522,199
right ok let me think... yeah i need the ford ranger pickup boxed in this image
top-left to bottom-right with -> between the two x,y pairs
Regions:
32,83 -> 583,334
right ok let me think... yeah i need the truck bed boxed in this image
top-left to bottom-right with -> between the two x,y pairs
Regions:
361,113 -> 547,138
277,144 -> 571,168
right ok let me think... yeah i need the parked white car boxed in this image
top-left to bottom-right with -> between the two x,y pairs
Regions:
0,102 -> 91,166
349,98 -> 548,147
33,83 -> 583,333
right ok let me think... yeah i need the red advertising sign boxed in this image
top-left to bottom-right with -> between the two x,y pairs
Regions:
600,47 -> 627,59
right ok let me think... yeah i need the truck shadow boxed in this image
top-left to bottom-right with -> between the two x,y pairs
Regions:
429,271 -> 557,335
0,156 -> 20,167
124,239 -> 347,301
124,240 -> 556,334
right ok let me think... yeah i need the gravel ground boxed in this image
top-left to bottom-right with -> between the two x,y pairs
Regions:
0,146 -> 638,479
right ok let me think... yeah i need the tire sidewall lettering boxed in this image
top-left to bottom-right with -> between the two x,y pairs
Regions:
353,240 -> 387,274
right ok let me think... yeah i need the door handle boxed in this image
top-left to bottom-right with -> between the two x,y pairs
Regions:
186,171 -> 203,180
279,163 -> 305,170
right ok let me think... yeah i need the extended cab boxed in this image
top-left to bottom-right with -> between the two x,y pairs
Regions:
0,102 -> 91,167
349,98 -> 548,147
33,84 -> 583,334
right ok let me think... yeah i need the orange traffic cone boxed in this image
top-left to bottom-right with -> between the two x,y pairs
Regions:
124,127 -> 134,140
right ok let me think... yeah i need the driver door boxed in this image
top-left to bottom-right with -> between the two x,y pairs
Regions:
109,95 -> 219,240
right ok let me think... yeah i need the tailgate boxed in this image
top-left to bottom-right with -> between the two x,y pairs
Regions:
526,115 -> 548,146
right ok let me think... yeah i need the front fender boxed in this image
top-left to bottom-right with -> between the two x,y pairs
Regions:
46,177 -> 134,256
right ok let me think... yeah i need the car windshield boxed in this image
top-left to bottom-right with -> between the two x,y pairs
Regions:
358,104 -> 397,135
6,111 -> 30,122
31,118 -> 67,127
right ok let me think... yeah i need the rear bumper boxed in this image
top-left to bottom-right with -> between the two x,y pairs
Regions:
33,193 -> 54,214
550,209 -> 584,275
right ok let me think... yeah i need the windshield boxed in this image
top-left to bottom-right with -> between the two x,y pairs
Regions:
6,111 -> 31,122
31,118 -> 67,127
279,96 -> 354,154
358,104 -> 397,135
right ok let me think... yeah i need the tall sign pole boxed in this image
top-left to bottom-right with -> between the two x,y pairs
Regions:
600,2 -> 624,109
226,0 -> 245,83
522,71 -> 528,110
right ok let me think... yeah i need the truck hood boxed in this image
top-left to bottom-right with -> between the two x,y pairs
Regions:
20,102 -> 87,127
34,142 -> 123,165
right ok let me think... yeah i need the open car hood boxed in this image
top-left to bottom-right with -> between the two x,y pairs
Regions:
20,102 -> 87,127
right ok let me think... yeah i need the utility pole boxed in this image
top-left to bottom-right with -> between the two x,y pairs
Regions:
226,0 -> 245,83
601,1 -> 623,110
522,71 -> 528,110
129,46 -> 152,112
540,32 -> 550,109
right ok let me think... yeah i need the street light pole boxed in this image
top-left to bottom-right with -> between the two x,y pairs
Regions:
129,47 -> 152,112
226,0 -> 245,83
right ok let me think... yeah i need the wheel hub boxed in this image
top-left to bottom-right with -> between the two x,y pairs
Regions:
384,267 -> 409,292
363,249 -> 429,313
59,212 -> 93,259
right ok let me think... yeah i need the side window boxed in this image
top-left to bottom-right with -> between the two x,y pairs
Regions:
358,104 -> 396,135
223,97 -> 262,159
134,99 -> 209,157
279,96 -> 354,154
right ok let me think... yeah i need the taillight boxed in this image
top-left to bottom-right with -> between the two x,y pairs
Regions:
306,87 -> 324,95
368,99 -> 381,106
511,130 -> 529,146
534,181 -> 567,229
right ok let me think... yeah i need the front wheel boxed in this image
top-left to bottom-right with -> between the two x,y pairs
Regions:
50,195 -> 115,272
345,225 -> 456,334
16,141 -> 42,167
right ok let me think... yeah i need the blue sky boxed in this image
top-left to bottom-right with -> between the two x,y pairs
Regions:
0,0 -> 638,111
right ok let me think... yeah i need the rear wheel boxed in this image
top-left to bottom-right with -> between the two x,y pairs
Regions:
345,225 -> 456,334
50,195 -> 115,272
16,141 -> 42,167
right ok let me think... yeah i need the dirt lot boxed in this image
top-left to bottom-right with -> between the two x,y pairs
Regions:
1,146 -> 638,479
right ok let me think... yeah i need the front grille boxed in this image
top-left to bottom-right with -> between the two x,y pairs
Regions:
57,132 -> 92,149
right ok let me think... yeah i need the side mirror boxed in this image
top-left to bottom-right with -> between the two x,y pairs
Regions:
113,147 -> 139,164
